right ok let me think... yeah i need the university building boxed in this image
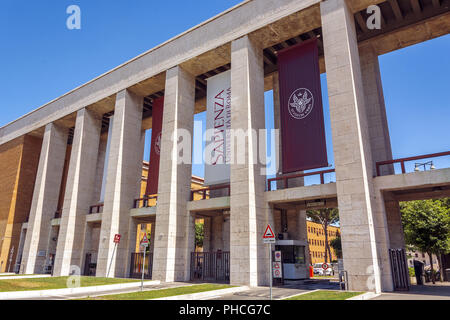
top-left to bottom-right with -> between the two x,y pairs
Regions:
0,0 -> 449,293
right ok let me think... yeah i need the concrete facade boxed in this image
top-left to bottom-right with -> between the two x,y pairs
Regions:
53,109 -> 102,276
152,66 -> 196,282
20,124 -> 68,274
1,0 -> 449,293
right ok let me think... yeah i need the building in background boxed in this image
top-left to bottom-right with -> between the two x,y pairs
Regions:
307,221 -> 340,265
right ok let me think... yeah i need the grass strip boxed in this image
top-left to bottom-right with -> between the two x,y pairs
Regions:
80,284 -> 233,300
0,276 -> 140,292
285,290 -> 363,300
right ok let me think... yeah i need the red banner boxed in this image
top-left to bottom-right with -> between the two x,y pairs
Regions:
278,38 -> 328,174
145,97 -> 164,195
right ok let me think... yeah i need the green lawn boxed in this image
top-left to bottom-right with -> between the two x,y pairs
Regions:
79,284 -> 233,300
285,290 -> 363,300
0,276 -> 140,292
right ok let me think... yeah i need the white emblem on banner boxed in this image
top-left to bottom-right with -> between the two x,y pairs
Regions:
288,88 -> 314,120
154,132 -> 162,156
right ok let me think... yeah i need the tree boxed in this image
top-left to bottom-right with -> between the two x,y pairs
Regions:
195,222 -> 204,249
307,208 -> 340,263
330,232 -> 342,260
400,198 -> 450,282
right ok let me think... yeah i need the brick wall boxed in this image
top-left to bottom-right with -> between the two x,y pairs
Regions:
0,135 -> 42,272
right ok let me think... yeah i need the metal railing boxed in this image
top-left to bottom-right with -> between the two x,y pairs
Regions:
89,203 -> 104,214
267,169 -> 335,191
130,252 -> 153,280
133,194 -> 158,209
376,151 -> 450,176
190,251 -> 230,283
190,184 -> 230,201
389,248 -> 410,291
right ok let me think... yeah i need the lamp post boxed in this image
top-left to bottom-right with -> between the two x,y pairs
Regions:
414,161 -> 435,172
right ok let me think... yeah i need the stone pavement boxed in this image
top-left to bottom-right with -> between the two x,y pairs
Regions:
208,279 -> 340,300
372,283 -> 450,300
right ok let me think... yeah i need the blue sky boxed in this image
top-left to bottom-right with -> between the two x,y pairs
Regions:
1,1 -> 449,180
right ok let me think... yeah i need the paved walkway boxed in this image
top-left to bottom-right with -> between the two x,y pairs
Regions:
208,279 -> 339,300
208,286 -> 311,300
372,283 -> 450,300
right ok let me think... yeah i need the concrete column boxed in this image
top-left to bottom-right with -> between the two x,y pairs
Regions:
223,212 -> 231,252
203,217 -> 212,252
321,0 -> 391,292
53,108 -> 102,276
384,193 -> 405,249
96,89 -> 145,277
125,218 -> 138,277
20,123 -> 68,274
149,221 -> 155,253
272,72 -> 304,188
92,134 -> 108,204
152,66 -> 195,282
297,209 -> 310,267
211,215 -> 224,251
359,44 -> 393,176
230,35 -> 270,287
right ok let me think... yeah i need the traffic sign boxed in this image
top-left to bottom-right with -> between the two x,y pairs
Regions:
114,234 -> 121,244
140,233 -> 149,247
322,263 -> 329,270
263,224 -> 276,244
273,262 -> 282,279
274,251 -> 282,262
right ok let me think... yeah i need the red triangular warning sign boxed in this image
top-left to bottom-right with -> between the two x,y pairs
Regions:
263,225 -> 275,239
141,233 -> 149,244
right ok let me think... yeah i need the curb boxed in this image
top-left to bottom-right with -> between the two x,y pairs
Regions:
347,292 -> 380,300
0,280 -> 160,300
152,286 -> 250,300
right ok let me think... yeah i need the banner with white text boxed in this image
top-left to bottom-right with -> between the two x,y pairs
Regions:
204,70 -> 231,186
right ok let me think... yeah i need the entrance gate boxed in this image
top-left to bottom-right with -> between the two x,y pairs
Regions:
190,251 -> 230,283
129,252 -> 153,279
389,248 -> 410,291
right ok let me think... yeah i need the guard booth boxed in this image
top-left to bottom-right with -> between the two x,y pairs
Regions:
275,240 -> 308,280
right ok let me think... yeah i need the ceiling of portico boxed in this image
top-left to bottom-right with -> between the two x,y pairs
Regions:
89,0 -> 449,138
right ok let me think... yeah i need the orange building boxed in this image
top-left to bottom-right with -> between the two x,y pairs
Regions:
307,221 -> 340,264
0,135 -> 42,273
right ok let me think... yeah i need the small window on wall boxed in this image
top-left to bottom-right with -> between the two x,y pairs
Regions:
294,246 -> 306,265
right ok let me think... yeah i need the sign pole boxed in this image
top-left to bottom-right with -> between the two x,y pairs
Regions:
262,224 -> 275,301
8,246 -> 14,273
106,243 -> 117,278
141,247 -> 146,291
269,242 -> 272,301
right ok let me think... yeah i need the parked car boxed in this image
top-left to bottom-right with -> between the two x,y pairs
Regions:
313,263 -> 333,276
